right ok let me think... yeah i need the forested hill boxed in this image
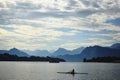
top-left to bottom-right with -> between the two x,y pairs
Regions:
0,53 -> 65,62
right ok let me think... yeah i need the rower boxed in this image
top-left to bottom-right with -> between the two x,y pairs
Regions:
71,69 -> 75,74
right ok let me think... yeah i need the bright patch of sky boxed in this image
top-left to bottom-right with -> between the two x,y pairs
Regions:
0,0 -> 120,50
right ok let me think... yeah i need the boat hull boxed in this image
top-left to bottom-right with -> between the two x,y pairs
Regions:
57,72 -> 88,74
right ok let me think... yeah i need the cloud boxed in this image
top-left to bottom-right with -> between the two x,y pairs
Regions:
0,0 -> 120,50
60,37 -> 114,50
88,38 -> 114,45
106,18 -> 120,26
97,32 -> 120,43
0,24 -> 76,50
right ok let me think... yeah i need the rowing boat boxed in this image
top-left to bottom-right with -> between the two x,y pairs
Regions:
57,72 -> 88,74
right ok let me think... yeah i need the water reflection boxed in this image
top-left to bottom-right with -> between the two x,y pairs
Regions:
72,74 -> 75,80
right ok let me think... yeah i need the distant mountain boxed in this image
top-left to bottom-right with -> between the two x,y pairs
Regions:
52,48 -> 72,56
0,50 -> 8,54
1,43 -> 120,62
9,48 -> 29,57
24,50 -> 51,57
57,45 -> 120,62
24,47 -> 84,57
0,48 -> 29,57
111,43 -> 120,49
57,54 -> 81,62
72,47 -> 85,54
80,45 -> 120,58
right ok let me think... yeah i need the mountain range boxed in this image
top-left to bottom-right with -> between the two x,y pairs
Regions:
111,43 -> 120,49
57,44 -> 120,61
24,50 -> 51,57
0,43 -> 120,62
23,47 -> 85,57
0,48 -> 29,57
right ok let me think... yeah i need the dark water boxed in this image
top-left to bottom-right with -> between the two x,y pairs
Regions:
0,62 -> 120,80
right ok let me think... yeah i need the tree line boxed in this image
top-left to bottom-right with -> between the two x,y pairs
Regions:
83,57 -> 120,63
0,53 -> 65,62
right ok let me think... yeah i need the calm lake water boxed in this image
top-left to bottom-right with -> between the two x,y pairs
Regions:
0,62 -> 120,80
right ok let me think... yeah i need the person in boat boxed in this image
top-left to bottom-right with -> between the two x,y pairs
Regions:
71,69 -> 75,74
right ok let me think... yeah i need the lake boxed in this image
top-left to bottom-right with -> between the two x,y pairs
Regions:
0,62 -> 120,80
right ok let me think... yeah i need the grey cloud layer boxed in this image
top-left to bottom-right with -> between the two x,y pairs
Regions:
0,0 -> 120,50
0,0 -> 120,24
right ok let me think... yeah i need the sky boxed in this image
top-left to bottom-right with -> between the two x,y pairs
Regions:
0,0 -> 120,51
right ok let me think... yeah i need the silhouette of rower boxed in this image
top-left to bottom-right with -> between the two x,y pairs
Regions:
71,69 -> 75,74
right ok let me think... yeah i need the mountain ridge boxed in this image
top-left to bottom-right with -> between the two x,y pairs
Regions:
111,43 -> 120,49
57,43 -> 120,61
0,43 -> 120,62
0,48 -> 29,57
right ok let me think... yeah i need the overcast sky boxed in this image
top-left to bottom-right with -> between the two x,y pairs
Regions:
0,0 -> 120,50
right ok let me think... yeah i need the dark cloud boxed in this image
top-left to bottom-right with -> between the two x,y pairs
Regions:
0,0 -> 120,27
65,0 -> 78,10
14,1 -> 42,10
0,0 -> 99,22
106,18 -> 120,26
76,9 -> 97,17
26,9 -> 98,19
82,0 -> 101,8
0,9 -> 12,25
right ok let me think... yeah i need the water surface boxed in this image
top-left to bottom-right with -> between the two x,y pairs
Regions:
0,62 -> 120,80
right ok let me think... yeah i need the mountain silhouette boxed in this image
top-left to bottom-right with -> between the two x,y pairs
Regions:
52,48 -> 72,56
0,50 -> 8,54
0,43 -> 120,62
72,47 -> 85,54
57,45 -> 120,62
0,48 -> 29,57
24,50 -> 51,57
111,43 -> 120,49
80,45 -> 120,58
